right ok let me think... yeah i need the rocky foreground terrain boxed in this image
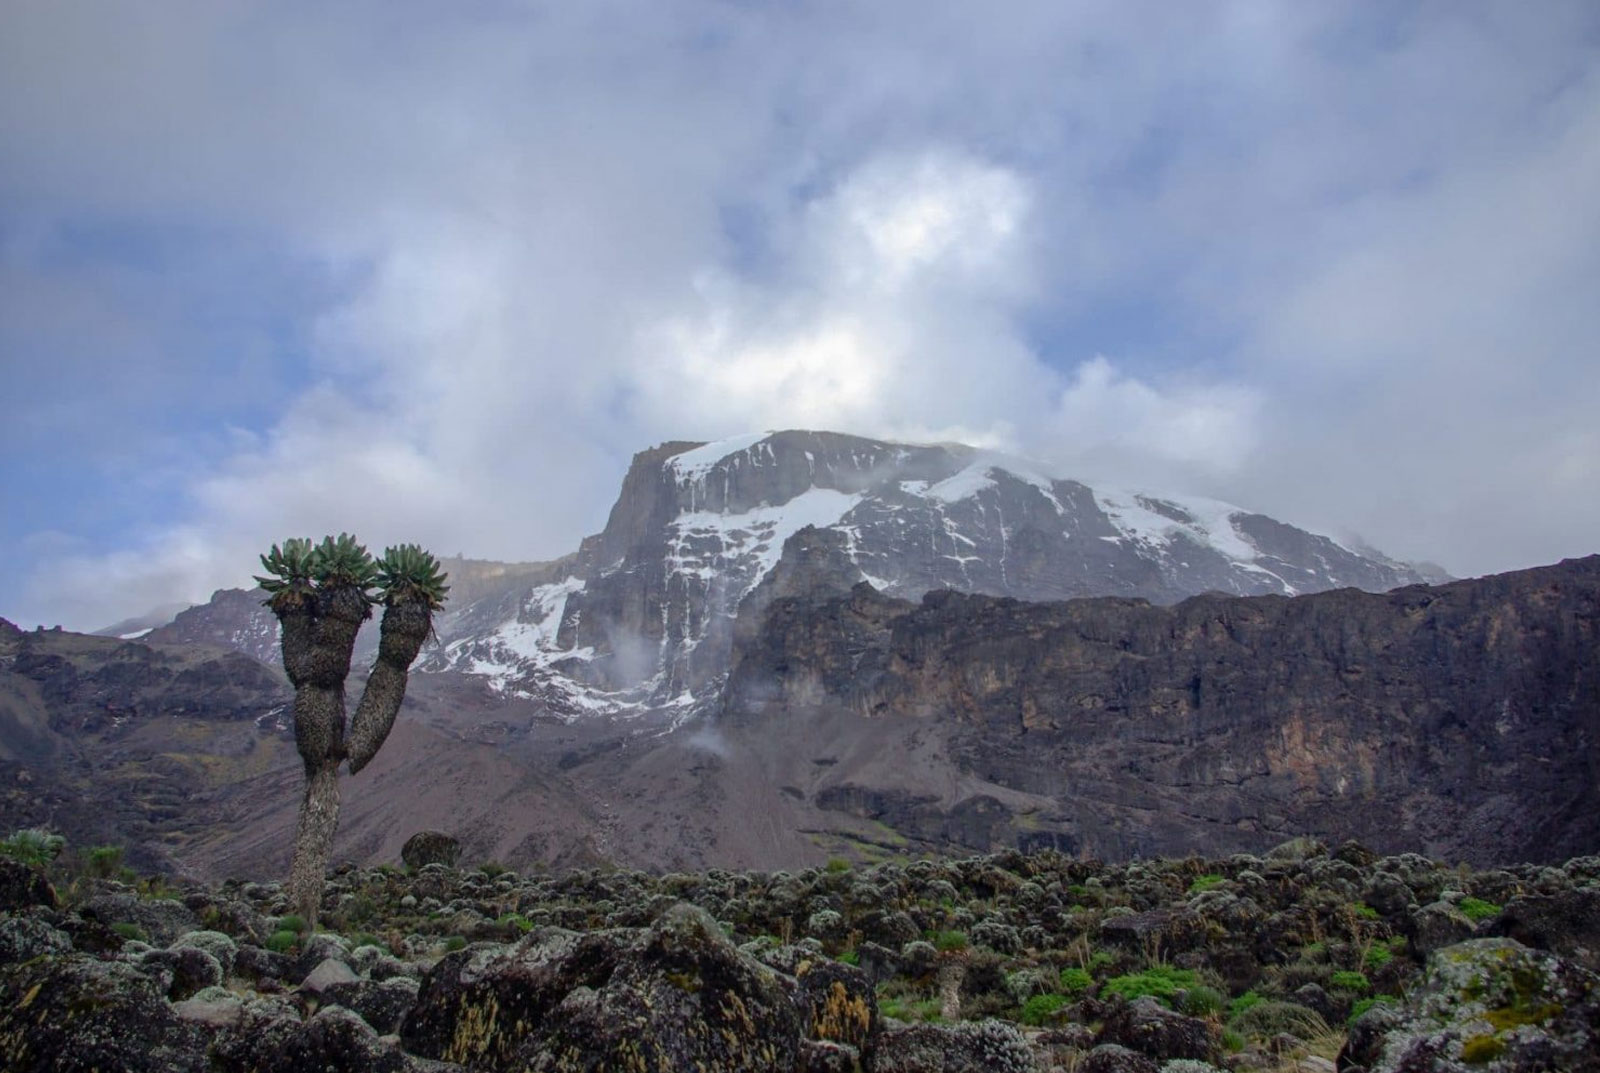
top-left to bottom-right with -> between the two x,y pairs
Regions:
3,836 -> 1597,1072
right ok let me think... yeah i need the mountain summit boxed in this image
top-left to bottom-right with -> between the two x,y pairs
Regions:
420,430 -> 1436,718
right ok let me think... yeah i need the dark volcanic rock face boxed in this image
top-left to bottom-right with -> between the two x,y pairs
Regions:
723,553 -> 1600,864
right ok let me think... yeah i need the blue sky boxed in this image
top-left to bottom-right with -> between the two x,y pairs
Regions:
3,1 -> 1599,629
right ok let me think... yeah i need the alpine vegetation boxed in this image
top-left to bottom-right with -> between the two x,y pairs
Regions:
256,535 -> 448,924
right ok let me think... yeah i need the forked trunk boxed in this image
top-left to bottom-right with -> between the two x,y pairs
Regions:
287,758 -> 340,926
293,682 -> 346,767
347,599 -> 430,773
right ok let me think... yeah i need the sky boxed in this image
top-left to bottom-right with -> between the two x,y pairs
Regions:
2,1 -> 1598,630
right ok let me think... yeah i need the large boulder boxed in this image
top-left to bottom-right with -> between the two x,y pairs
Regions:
0,953 -> 208,1072
869,1019 -> 1036,1073
0,858 -> 57,912
1338,937 -> 1599,1072
1094,996 -> 1216,1063
401,831 -> 461,870
1487,888 -> 1600,973
403,902 -> 808,1071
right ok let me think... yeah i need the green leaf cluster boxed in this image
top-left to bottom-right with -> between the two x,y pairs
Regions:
1101,964 -> 1198,1006
257,534 -> 449,608
0,828 -> 65,866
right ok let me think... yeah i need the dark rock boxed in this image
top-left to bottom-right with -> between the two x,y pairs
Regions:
0,858 -> 57,912
1095,995 -> 1216,1062
1487,888 -> 1600,973
1361,872 -> 1417,918
139,944 -> 223,1000
1405,901 -> 1476,960
321,976 -> 420,1035
1099,908 -> 1207,955
80,892 -> 199,944
1078,1042 -> 1160,1073
0,953 -> 208,1071
213,1004 -> 428,1073
800,1038 -> 863,1073
401,831 -> 461,870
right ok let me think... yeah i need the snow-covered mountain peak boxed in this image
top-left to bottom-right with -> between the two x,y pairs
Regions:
421,430 -> 1438,720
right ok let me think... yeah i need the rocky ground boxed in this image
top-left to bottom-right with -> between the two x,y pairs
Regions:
2,836 -> 1596,1072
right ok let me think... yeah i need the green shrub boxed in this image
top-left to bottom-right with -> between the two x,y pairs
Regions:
1458,897 -> 1501,922
478,861 -> 509,879
931,929 -> 968,952
443,935 -> 467,952
266,929 -> 299,953
1102,964 -> 1198,1006
825,857 -> 852,874
1230,1000 -> 1329,1041
1180,984 -> 1225,1017
1059,967 -> 1094,996
1364,944 -> 1394,970
84,844 -> 125,879
350,932 -> 388,951
1220,1028 -> 1246,1053
0,828 -> 65,866
1188,873 -> 1226,894
1020,993 -> 1069,1025
111,922 -> 148,943
1351,902 -> 1380,921
275,914 -> 309,935
1227,990 -> 1262,1019
1329,970 -> 1371,993
838,949 -> 860,966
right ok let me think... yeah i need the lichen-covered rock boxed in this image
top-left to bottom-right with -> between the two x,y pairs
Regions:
870,1019 -> 1036,1073
794,957 -> 877,1050
401,831 -> 462,870
1095,996 -> 1216,1063
0,953 -> 209,1072
0,914 -> 71,963
1337,937 -> 1599,1072
404,903 -> 803,1072
214,1004 -> 436,1073
323,975 -> 420,1035
80,891 -> 199,944
1078,1042 -> 1159,1073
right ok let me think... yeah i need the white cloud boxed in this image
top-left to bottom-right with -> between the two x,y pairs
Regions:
5,1 -> 1599,626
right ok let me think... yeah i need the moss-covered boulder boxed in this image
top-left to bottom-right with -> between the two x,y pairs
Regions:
1339,937 -> 1599,1072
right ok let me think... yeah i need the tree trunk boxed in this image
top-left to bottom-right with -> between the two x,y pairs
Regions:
347,600 -> 430,774
287,758 -> 340,926
293,683 -> 346,766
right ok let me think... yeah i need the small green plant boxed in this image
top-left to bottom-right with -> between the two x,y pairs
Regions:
1187,873 -> 1226,894
1348,995 -> 1396,1024
1458,897 -> 1501,922
1059,966 -> 1094,996
1329,970 -> 1371,993
266,929 -> 299,953
1228,990 -> 1263,1019
837,949 -> 860,966
1364,943 -> 1395,970
84,844 -> 126,879
1220,1028 -> 1246,1053
1351,902 -> 1380,921
0,828 -> 65,866
1087,949 -> 1116,972
824,857 -> 852,874
443,935 -> 467,952
350,932 -> 388,951
478,861 -> 509,879
275,914 -> 309,934
1102,964 -> 1198,1006
111,922 -> 147,943
1020,993 -> 1069,1025
1180,984 -> 1225,1016
931,929 -> 968,952
497,912 -> 534,933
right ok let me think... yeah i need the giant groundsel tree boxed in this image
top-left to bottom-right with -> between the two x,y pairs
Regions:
257,534 -> 448,923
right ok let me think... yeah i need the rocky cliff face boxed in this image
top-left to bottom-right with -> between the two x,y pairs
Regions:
419,430 -> 1437,719
720,545 -> 1600,864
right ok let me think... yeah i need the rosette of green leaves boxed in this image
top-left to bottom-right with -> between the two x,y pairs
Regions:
256,537 -> 318,608
311,533 -> 379,595
375,544 -> 449,609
